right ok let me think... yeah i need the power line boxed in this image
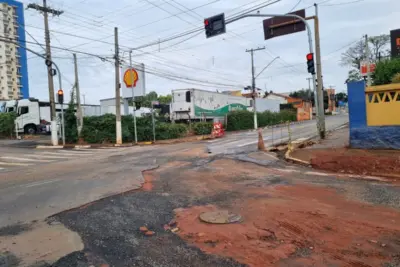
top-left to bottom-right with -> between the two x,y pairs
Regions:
289,0 -> 302,12
130,0 -> 281,51
0,35 -> 113,61
321,0 -> 365,6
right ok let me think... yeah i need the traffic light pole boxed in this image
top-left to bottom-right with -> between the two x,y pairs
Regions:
226,13 -> 323,139
314,4 -> 326,138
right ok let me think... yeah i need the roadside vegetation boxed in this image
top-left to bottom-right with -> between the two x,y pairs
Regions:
0,112 -> 16,138
226,110 -> 296,131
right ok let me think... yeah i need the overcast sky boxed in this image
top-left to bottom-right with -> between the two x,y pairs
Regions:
19,0 -> 399,104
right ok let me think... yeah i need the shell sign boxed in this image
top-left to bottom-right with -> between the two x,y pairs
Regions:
123,68 -> 139,88
121,63 -> 146,98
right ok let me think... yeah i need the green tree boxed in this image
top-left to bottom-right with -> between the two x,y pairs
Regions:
64,92 -> 78,143
335,92 -> 348,107
341,35 -> 390,69
335,92 -> 348,102
289,89 -> 313,101
158,94 -> 172,105
373,58 -> 400,85
289,89 -> 315,106
133,92 -> 172,108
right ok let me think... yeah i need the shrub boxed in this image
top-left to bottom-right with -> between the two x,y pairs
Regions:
156,123 -> 188,140
226,110 -> 296,131
0,112 -> 16,138
80,114 -> 188,143
392,73 -> 400,83
373,58 -> 400,85
226,110 -> 254,131
64,99 -> 78,143
193,122 -> 213,135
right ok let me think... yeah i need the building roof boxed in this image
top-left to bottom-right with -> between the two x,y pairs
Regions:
267,92 -> 291,99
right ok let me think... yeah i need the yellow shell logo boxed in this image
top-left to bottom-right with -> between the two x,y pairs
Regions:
123,68 -> 139,88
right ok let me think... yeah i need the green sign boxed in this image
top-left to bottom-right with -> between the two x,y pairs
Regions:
194,103 -> 247,117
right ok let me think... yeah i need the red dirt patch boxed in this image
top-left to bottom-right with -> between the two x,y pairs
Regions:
142,171 -> 155,191
161,159 -> 400,267
175,184 -> 400,267
292,148 -> 400,178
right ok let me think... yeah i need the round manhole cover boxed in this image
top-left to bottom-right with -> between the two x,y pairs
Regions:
199,210 -> 242,224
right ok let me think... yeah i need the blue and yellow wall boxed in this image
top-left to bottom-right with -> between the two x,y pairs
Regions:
348,81 -> 400,149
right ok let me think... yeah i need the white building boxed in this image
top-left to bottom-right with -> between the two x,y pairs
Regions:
100,97 -> 151,117
0,0 -> 29,100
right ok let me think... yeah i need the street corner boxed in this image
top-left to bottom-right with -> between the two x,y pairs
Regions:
0,220 -> 83,267
288,126 -> 400,181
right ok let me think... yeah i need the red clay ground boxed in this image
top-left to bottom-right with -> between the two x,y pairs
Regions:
290,127 -> 400,178
145,158 -> 400,267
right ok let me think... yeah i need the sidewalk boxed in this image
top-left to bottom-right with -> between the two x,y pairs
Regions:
290,126 -> 400,179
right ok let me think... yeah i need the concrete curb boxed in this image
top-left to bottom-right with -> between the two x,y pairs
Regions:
284,148 -> 311,166
36,144 -> 135,149
284,123 -> 400,181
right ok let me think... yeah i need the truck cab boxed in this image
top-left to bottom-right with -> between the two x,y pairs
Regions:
14,99 -> 41,134
4,100 -> 17,113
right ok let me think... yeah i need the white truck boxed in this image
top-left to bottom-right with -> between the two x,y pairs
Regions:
170,89 -> 280,122
1,99 -> 101,134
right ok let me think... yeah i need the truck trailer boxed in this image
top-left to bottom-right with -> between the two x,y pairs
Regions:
170,89 -> 251,122
170,89 -> 280,122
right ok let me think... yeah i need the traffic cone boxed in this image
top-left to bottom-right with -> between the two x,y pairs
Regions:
258,128 -> 265,151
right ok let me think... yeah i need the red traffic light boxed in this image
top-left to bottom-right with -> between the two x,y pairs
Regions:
204,19 -> 209,26
306,53 -> 314,61
57,89 -> 63,95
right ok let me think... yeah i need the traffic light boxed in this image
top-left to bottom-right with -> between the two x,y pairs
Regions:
204,13 -> 226,38
306,53 -> 315,75
57,89 -> 64,104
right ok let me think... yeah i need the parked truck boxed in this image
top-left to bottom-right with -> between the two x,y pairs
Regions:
1,98 -> 101,134
170,88 -> 280,122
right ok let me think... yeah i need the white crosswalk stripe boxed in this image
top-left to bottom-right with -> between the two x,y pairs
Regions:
0,161 -> 33,166
45,151 -> 94,156
25,154 -> 72,159
0,147 -> 123,172
0,156 -> 53,162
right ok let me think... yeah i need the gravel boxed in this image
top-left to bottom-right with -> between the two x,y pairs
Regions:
52,189 -> 245,267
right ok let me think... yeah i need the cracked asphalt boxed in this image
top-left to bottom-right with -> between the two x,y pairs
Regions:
45,151 -> 400,267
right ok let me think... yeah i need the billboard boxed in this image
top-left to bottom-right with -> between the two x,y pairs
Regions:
263,9 -> 306,40
390,29 -> 400,58
121,63 -> 146,98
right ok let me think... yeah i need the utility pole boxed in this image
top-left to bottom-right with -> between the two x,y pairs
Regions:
246,47 -> 265,129
314,3 -> 326,139
114,27 -> 122,145
73,53 -> 83,135
27,0 -> 63,146
365,34 -> 371,86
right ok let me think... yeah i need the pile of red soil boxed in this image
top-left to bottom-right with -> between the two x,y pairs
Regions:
308,148 -> 400,177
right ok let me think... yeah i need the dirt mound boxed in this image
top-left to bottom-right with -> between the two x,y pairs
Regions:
309,148 -> 400,177
175,184 -> 400,267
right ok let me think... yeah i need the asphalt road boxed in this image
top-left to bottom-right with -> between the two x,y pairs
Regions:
0,115 -> 348,228
50,150 -> 400,267
0,145 -> 161,227
207,114 -> 349,154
